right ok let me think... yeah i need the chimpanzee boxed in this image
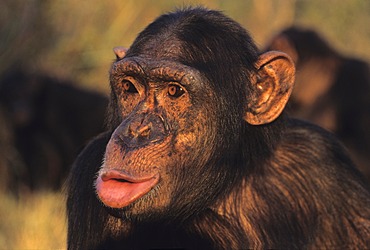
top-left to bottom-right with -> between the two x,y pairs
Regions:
67,7 -> 370,249
265,27 -> 370,182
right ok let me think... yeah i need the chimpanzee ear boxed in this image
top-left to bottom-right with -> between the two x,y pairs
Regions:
113,46 -> 128,60
244,51 -> 295,125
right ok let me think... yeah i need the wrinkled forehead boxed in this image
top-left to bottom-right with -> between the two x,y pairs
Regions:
110,56 -> 203,86
128,32 -> 185,61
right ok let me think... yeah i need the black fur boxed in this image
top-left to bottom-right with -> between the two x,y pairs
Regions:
67,8 -> 370,249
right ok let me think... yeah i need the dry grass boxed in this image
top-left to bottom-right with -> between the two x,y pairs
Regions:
0,191 -> 66,249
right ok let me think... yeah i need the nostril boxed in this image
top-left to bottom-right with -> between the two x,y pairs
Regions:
128,123 -> 151,138
128,125 -> 135,137
137,125 -> 151,138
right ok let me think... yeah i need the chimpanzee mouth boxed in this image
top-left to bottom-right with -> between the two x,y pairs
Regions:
112,178 -> 130,183
96,170 -> 160,209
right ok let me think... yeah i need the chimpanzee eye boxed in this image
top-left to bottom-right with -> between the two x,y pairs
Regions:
122,80 -> 138,93
168,84 -> 185,98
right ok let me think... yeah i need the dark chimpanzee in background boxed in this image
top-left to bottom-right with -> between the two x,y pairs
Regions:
265,27 -> 370,182
0,106 -> 26,193
0,70 -> 108,193
67,8 -> 370,249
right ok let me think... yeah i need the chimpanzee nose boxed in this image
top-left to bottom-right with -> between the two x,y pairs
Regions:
117,113 -> 167,148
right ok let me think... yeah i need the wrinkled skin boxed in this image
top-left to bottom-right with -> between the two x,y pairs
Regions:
97,57 -> 218,220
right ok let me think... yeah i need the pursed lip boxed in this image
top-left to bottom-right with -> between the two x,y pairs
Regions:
96,169 -> 160,209
100,169 -> 157,182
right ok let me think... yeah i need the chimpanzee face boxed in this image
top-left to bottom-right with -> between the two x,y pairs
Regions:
96,55 -> 220,220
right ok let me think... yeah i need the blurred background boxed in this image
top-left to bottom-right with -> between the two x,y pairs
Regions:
1,0 -> 369,248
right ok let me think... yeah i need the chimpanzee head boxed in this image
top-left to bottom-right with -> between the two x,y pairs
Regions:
96,7 -> 295,221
